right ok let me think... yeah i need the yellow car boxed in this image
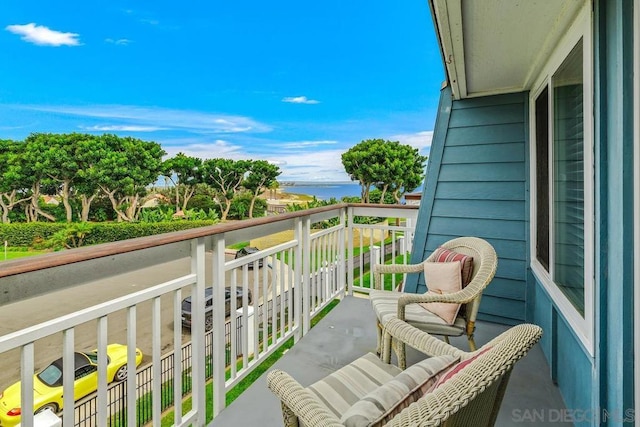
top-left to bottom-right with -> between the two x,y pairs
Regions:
0,344 -> 142,426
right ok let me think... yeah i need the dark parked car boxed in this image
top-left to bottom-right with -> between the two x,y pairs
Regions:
181,287 -> 252,331
234,246 -> 263,268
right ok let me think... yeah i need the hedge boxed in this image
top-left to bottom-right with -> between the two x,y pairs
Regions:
0,223 -> 68,246
0,221 -> 217,247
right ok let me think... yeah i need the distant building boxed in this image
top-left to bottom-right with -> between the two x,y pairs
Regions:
404,193 -> 421,206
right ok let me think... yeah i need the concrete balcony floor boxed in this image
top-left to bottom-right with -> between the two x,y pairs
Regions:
211,295 -> 570,427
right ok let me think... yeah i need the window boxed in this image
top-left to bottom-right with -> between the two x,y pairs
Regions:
552,40 -> 585,315
75,365 -> 97,380
535,88 -> 550,271
533,38 -> 588,316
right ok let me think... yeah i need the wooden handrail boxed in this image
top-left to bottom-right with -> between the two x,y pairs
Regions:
0,203 -> 417,279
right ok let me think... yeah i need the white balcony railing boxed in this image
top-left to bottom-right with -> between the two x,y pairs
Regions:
0,203 -> 417,427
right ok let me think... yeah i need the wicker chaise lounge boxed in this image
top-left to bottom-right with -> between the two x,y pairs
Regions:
267,317 -> 542,427
370,237 -> 498,369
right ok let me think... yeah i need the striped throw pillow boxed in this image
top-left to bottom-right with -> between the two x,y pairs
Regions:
431,247 -> 474,287
340,354 -> 459,427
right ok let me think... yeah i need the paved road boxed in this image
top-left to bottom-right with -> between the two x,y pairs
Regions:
0,252 -> 272,390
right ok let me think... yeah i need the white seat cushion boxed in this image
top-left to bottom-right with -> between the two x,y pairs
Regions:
370,289 -> 466,336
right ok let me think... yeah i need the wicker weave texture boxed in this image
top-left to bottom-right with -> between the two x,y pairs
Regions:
267,319 -> 542,427
371,236 -> 498,367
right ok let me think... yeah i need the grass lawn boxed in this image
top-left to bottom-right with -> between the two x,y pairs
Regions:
1,249 -> 48,261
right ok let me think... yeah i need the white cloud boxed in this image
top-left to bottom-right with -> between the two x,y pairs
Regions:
163,140 -> 244,159
5,23 -> 80,46
390,130 -> 433,152
23,104 -> 272,134
82,125 -> 165,132
162,138 -> 349,181
265,148 -> 350,181
105,38 -> 132,45
282,96 -> 320,105
279,140 -> 337,149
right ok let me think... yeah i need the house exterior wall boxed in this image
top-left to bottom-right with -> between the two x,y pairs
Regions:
531,277 -> 594,426
411,1 -> 638,424
404,88 -> 529,326
594,0 -> 636,423
412,84 -> 598,425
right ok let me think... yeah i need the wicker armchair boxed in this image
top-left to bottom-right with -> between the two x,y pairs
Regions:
267,318 -> 543,427
370,237 -> 498,368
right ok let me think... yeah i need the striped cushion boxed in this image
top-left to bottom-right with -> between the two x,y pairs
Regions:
370,289 -> 466,336
430,247 -> 475,286
306,352 -> 402,418
341,354 -> 459,427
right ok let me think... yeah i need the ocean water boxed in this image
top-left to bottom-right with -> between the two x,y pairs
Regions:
280,182 -> 361,201
279,181 -> 424,201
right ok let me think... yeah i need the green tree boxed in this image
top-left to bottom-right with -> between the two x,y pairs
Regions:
0,139 -> 31,223
22,134 -> 56,222
25,133 -> 91,222
89,134 -> 166,222
70,134 -> 108,222
243,160 -> 281,218
341,139 -> 383,202
163,153 -> 203,213
342,139 -> 427,203
202,158 -> 250,221
385,144 -> 427,203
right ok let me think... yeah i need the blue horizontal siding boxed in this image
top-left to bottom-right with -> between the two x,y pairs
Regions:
446,123 -> 526,145
439,163 -> 526,182
451,92 -> 525,109
432,200 -> 525,221
482,278 -> 527,300
443,142 -> 525,164
406,88 -> 529,324
435,182 -> 526,201
427,217 -> 526,241
449,104 -> 524,127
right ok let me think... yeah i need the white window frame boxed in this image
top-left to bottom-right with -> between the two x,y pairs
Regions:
528,5 -> 594,356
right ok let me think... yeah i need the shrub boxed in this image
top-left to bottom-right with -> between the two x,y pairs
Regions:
227,193 -> 266,220
83,221 -> 217,245
0,223 -> 68,246
0,221 -> 217,248
369,189 -> 396,204
186,194 -> 217,211
44,222 -> 95,250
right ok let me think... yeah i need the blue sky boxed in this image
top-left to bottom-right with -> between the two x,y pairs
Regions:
0,1 -> 443,181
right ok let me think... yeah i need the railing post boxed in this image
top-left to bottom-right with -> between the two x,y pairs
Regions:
405,217 -> 413,254
20,343 -> 35,427
371,245 -> 381,289
339,207 -> 346,298
347,207 -> 354,296
211,235 -> 226,418
191,237 -> 207,423
302,214 -> 311,335
293,218 -> 303,342
96,316 -> 109,427
242,306 -> 255,356
126,305 -> 137,427
62,329 -> 75,427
